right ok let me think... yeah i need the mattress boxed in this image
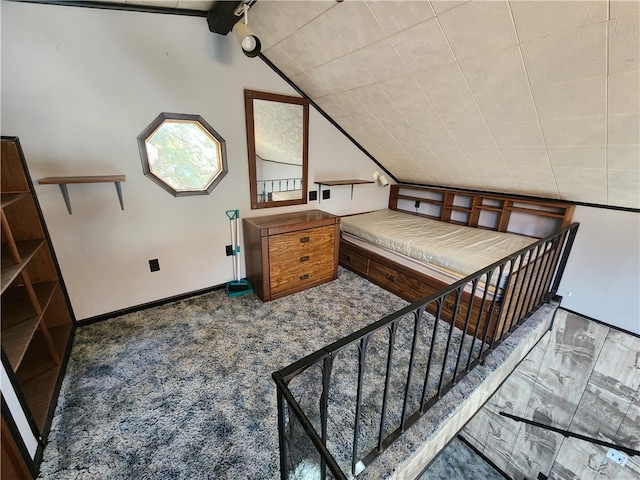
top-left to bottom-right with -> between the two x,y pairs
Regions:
340,210 -> 538,290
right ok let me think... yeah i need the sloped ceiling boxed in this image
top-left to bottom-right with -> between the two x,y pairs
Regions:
41,0 -> 640,209
248,0 -> 639,210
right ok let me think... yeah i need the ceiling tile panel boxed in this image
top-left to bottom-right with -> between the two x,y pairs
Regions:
430,1 -> 470,15
474,164 -> 515,180
520,22 -> 606,86
608,189 -> 640,208
459,46 -> 528,97
317,53 -> 375,92
515,182 -> 560,198
278,32 -> 327,72
331,114 -> 365,137
532,76 -> 606,120
413,63 -> 475,123
314,96 -> 346,119
540,116 -> 606,145
608,114 -> 640,145
547,146 -> 606,169
420,160 -> 450,175
608,14 -> 640,74
557,185 -> 607,203
416,125 -> 459,148
607,146 -> 640,170
313,1 -> 334,14
508,165 -> 556,183
509,1 -> 607,43
305,63 -> 348,96
499,147 -> 549,166
608,169 -> 640,190
445,161 -> 479,177
427,145 -> 468,163
272,1 -> 323,30
553,167 -> 607,187
610,0 -> 640,19
248,1 -> 298,50
329,90 -> 364,115
291,71 -> 328,98
367,1 -> 435,36
437,0 -> 517,60
475,88 -> 537,123
489,121 -> 544,147
390,18 -> 455,73
356,38 -> 410,83
263,45 -> 304,77
297,14 -> 351,63
608,71 -> 640,115
447,121 -> 495,147
324,2 -> 387,51
463,146 -> 505,166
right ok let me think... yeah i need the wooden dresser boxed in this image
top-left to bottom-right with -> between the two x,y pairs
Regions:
243,210 -> 340,302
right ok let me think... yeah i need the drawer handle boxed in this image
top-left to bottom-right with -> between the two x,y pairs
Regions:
385,274 -> 397,283
344,254 -> 352,261
300,255 -> 310,263
446,302 -> 461,314
300,273 -> 310,280
300,236 -> 310,243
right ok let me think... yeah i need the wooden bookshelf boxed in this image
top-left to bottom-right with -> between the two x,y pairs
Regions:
1,137 -> 75,475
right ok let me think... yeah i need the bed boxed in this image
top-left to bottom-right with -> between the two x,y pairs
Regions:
339,185 -> 575,341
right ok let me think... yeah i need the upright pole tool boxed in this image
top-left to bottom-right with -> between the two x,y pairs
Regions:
225,209 -> 253,297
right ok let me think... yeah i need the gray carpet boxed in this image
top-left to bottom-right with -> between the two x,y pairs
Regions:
39,268 -> 409,479
38,267 -> 513,479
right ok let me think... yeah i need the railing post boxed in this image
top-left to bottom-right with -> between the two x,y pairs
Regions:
320,354 -> 334,480
275,378 -> 289,480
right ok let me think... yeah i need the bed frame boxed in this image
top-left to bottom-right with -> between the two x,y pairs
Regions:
339,185 -> 575,341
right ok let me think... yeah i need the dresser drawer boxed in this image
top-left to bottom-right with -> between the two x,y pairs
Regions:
368,261 -> 437,301
269,225 -> 335,261
339,245 -> 369,276
270,258 -> 335,296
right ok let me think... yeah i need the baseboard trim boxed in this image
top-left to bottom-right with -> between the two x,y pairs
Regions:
76,284 -> 227,327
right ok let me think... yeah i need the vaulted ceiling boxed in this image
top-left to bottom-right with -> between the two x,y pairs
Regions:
50,1 -> 640,209
248,0 -> 639,210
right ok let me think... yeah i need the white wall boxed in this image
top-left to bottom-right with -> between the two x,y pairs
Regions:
1,2 -> 389,320
557,205 -> 640,334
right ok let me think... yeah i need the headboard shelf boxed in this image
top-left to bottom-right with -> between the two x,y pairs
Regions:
389,184 -> 575,239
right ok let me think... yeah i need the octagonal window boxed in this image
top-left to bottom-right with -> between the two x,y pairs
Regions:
137,113 -> 228,196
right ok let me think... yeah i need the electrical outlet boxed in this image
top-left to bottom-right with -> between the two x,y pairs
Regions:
415,200 -> 420,208
309,190 -> 318,201
149,259 -> 160,272
226,245 -> 233,256
607,449 -> 628,466
322,189 -> 330,200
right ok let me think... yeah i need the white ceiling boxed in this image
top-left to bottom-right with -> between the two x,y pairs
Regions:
81,0 -> 640,209
245,0 -> 639,209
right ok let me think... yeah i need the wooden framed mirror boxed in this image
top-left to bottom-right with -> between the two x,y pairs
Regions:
244,89 -> 309,209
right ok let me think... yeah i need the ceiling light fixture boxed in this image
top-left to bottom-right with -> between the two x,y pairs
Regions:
373,171 -> 389,187
232,3 -> 261,58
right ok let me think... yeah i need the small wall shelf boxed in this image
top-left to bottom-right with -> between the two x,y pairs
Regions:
314,179 -> 375,203
38,175 -> 126,214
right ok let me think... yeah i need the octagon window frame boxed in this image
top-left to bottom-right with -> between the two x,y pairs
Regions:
137,112 -> 228,197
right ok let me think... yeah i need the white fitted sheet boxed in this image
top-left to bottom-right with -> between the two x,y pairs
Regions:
340,210 -> 536,278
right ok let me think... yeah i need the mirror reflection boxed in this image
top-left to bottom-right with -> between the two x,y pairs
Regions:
245,90 -> 309,209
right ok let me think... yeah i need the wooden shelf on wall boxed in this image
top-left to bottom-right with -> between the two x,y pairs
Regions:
38,175 -> 126,214
314,179 -> 375,202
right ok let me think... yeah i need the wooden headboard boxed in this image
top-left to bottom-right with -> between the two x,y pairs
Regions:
389,185 -> 575,239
